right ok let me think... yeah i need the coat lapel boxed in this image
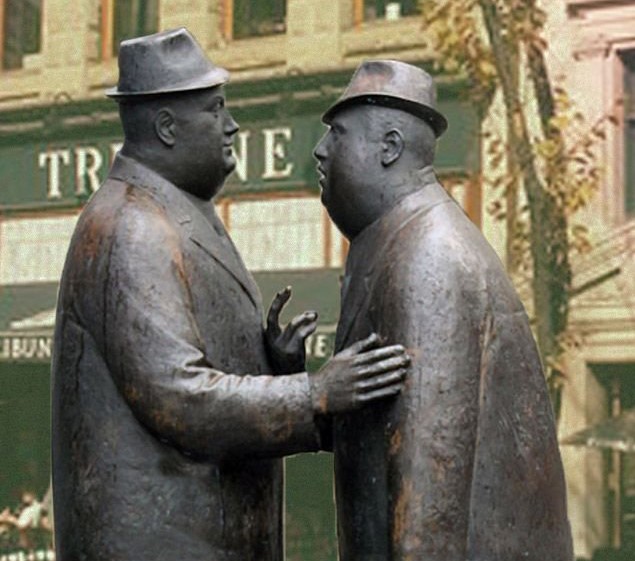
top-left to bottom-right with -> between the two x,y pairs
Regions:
186,210 -> 261,310
109,154 -> 261,311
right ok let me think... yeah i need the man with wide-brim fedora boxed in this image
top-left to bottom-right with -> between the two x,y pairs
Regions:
51,30 -> 410,561
314,59 -> 574,560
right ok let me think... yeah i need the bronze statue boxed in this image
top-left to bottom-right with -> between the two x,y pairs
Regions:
51,30 -> 409,561
314,60 -> 574,561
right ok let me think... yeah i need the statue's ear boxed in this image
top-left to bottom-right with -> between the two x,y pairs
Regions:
154,108 -> 176,147
381,129 -> 404,167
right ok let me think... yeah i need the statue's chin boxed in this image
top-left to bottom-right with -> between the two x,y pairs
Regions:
224,157 -> 236,176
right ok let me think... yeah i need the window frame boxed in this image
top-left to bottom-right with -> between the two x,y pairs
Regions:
0,0 -> 43,71
353,0 -> 421,28
99,0 -> 159,61
222,0 -> 287,42
217,191 -> 345,271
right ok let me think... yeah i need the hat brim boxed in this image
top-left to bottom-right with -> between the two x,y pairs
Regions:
105,68 -> 230,98
322,94 -> 448,138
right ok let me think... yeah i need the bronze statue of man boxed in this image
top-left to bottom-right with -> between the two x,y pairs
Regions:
314,60 -> 574,561
51,30 -> 409,561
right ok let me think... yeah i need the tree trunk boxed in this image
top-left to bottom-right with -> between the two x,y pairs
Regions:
478,0 -> 571,420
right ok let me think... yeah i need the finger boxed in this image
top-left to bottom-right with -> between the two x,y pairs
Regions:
340,333 -> 381,357
280,312 -> 318,345
267,286 -> 292,331
356,384 -> 404,404
288,311 -> 318,331
356,369 -> 407,392
353,345 -> 408,366
296,320 -> 318,340
357,354 -> 410,376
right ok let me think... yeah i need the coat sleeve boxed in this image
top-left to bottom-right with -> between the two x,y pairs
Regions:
78,202 -> 321,462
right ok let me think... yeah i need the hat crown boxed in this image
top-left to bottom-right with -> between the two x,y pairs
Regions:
323,60 -> 447,137
107,28 -> 228,97
345,60 -> 436,107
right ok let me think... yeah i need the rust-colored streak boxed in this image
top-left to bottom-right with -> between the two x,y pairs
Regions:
389,429 -> 402,455
392,479 -> 412,544
318,394 -> 328,415
81,234 -> 100,260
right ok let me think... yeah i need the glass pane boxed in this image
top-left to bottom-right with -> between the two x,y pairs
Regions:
0,216 -> 78,285
229,197 -> 325,271
112,0 -> 159,56
2,0 -> 42,70
363,0 -> 420,21
233,0 -> 286,40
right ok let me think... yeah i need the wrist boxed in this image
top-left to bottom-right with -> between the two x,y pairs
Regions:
308,371 -> 327,415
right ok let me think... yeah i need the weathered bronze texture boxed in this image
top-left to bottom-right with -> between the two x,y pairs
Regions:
51,30 -> 408,561
315,60 -> 574,561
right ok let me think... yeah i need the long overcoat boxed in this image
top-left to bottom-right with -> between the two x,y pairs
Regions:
332,167 -> 573,561
51,154 -> 320,561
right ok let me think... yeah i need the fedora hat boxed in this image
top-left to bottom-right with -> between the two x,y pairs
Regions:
106,28 -> 229,98
322,60 -> 448,137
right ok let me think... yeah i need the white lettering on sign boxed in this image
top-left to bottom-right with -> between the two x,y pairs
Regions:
233,131 -> 251,182
262,127 -> 294,180
305,332 -> 333,359
75,146 -> 104,196
39,149 -> 71,199
0,336 -> 52,361
37,127 -> 301,200
38,142 -> 123,201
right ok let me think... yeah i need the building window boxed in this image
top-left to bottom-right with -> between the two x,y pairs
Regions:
0,215 -> 79,285
225,0 -> 286,41
355,0 -> 420,23
100,0 -> 159,59
622,50 -> 635,217
1,0 -> 42,70
221,196 -> 345,271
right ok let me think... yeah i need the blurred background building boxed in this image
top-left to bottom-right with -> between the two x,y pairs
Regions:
0,1 -> 632,560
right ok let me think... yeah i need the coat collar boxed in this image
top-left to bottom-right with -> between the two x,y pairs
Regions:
109,154 -> 261,310
336,167 -> 453,348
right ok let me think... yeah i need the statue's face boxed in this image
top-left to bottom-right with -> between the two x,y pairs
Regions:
313,105 -> 381,240
174,86 -> 239,199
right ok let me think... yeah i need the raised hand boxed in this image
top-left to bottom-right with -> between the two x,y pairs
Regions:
309,333 -> 409,415
265,286 -> 319,374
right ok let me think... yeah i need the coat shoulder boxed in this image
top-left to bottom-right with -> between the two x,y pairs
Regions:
390,201 -> 491,284
75,177 -> 183,254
